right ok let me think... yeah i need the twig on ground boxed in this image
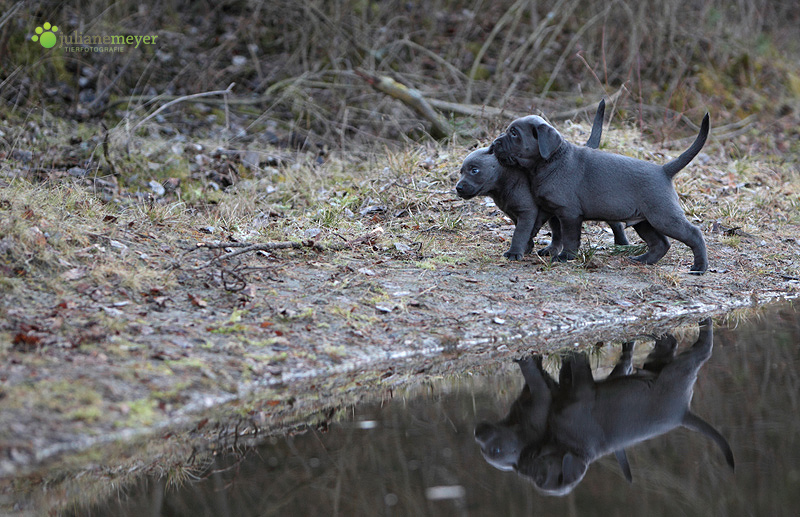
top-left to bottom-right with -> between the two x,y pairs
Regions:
125,83 -> 235,154
100,122 -> 116,176
391,181 -> 453,195
189,228 -> 385,269
189,241 -> 316,269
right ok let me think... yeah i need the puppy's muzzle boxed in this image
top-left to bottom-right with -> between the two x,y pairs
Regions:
455,181 -> 473,199
492,136 -> 517,167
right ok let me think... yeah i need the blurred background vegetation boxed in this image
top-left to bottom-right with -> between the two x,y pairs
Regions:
2,0 -> 799,151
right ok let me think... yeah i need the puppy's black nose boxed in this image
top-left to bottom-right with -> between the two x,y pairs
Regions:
455,183 -> 465,196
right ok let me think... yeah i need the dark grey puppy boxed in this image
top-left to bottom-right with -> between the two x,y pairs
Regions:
455,101 -> 629,260
492,112 -> 710,273
474,343 -> 635,477
516,319 -> 734,496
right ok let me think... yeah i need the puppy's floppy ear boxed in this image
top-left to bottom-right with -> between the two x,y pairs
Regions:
532,122 -> 563,160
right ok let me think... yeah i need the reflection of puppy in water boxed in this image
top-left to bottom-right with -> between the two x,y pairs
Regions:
475,343 -> 635,473
517,319 -> 734,496
455,100 -> 628,260
474,356 -> 558,471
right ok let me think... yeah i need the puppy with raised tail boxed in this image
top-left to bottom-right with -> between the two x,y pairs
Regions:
492,111 -> 710,273
455,100 -> 629,260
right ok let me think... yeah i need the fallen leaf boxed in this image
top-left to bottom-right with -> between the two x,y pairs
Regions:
102,307 -> 124,317
375,303 -> 395,313
61,267 -> 87,281
188,293 -> 208,307
13,332 -> 41,347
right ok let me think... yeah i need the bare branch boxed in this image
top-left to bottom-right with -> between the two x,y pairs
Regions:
356,70 -> 452,140
125,83 -> 235,153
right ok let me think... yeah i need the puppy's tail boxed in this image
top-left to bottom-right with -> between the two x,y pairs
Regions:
662,113 -> 710,179
585,99 -> 605,149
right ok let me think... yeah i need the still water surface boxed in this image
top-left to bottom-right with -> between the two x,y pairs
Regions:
88,305 -> 800,516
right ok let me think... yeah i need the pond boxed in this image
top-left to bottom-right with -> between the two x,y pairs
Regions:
72,304 -> 800,515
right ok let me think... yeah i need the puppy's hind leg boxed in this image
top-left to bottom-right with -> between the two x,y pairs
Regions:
631,221 -> 670,265
655,219 -> 708,274
609,222 -> 629,246
607,341 -> 635,379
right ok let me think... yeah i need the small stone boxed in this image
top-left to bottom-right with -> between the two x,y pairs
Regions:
304,228 -> 322,239
148,180 -> 165,197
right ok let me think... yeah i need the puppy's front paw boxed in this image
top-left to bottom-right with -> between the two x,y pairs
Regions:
504,250 -> 524,261
537,245 -> 558,257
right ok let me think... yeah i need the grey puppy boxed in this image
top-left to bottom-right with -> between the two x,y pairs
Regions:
492,112 -> 710,273
455,100 -> 629,260
474,342 -> 635,476
516,319 -> 734,496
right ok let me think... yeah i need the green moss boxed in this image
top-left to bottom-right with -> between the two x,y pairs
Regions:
122,398 -> 158,427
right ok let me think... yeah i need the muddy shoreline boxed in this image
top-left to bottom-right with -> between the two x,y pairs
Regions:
3,117 -> 800,513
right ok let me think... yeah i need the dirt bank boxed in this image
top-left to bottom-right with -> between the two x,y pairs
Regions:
1,116 -> 799,512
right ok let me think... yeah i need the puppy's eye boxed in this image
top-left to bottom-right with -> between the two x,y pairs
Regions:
509,127 -> 518,138
470,167 -> 480,175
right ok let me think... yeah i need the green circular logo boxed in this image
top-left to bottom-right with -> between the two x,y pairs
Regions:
32,22 -> 58,49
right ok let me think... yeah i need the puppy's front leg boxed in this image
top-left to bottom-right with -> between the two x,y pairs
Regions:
505,209 -> 539,261
538,217 -> 564,257
553,215 -> 583,262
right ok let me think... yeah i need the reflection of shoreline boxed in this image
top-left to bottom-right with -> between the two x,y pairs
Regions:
475,318 -> 734,496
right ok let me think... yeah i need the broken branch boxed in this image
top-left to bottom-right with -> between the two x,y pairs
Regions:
356,69 -> 452,139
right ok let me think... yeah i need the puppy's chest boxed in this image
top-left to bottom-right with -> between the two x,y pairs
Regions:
532,189 -> 561,213
490,194 -> 521,222
492,183 -> 535,218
